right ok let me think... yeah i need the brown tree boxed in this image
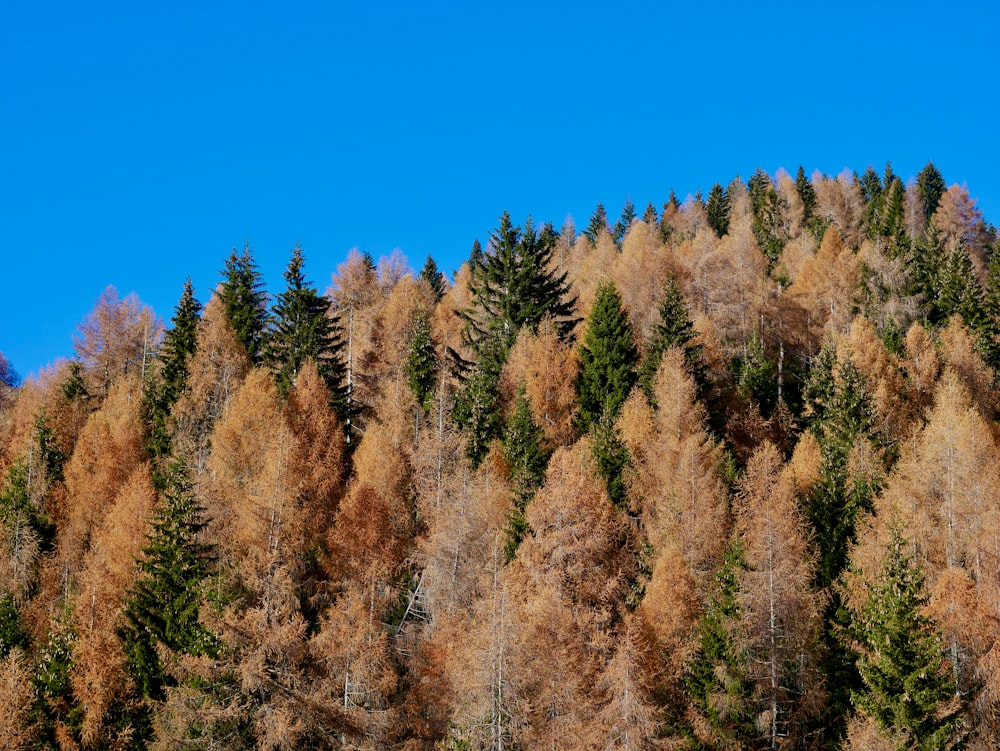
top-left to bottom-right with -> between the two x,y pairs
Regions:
735,442 -> 824,747
73,286 -> 163,398
500,320 -> 579,450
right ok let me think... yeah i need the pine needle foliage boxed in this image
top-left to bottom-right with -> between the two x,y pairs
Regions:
266,243 -> 345,407
850,527 -> 965,750
219,241 -> 269,363
575,281 -> 638,432
119,462 -> 217,700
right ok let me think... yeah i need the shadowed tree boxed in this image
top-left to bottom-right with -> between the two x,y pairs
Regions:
266,243 -> 346,409
146,278 -> 201,461
848,526 -> 965,751
576,281 -> 638,432
219,241 -> 269,363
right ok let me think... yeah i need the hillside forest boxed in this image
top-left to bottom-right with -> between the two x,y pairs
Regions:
3,163 -> 1000,750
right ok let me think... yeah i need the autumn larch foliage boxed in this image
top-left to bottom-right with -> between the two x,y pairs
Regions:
6,163 -> 1000,749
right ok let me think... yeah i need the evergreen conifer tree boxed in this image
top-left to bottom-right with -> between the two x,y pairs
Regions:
937,245 -> 984,331
501,391 -> 549,561
684,543 -> 755,748
584,202 -> 610,243
575,281 -> 638,432
404,314 -> 438,413
219,241 -> 269,363
979,248 -> 1000,370
642,201 -> 658,224
909,221 -> 948,320
419,254 -> 447,300
850,527 -> 965,750
147,279 -> 202,459
917,161 -> 947,221
119,462 -> 216,701
733,329 -> 777,416
459,212 -> 577,355
613,199 -> 636,246
705,182 -> 730,238
805,355 -> 882,746
796,165 -> 816,222
807,357 -> 879,588
748,168 -> 786,264
636,275 -> 704,405
455,213 -> 577,462
266,244 -> 345,405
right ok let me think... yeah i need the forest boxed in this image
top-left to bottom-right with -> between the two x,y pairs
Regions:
2,162 -> 999,750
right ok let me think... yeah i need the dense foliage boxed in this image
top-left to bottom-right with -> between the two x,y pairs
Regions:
3,163 -> 1000,750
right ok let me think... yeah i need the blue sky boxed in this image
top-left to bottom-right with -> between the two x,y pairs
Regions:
2,1 -> 999,378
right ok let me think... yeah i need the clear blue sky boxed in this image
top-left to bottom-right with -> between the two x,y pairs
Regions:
3,1 -> 999,379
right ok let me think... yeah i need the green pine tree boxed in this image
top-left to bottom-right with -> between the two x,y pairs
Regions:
613,199 -> 636,246
453,334 -> 508,465
748,168 -> 787,265
266,244 -> 346,407
849,526 -> 965,750
0,592 -> 28,658
796,165 -> 817,224
219,240 -> 269,363
704,182 -> 731,238
732,329 -> 777,417
119,462 -> 217,701
404,314 -> 438,413
500,390 -> 550,561
575,281 -> 638,432
637,275 -> 704,405
455,213 -> 577,462
938,245 -> 984,331
31,609 -> 83,750
420,254 -> 447,300
589,411 -> 631,510
684,543 -> 755,749
459,212 -> 577,355
146,278 -> 202,460
807,357 -> 880,589
979,247 -> 1000,370
805,355 -> 882,747
859,165 -> 885,240
909,221 -> 948,321
917,161 -> 947,222
584,202 -> 610,243
642,201 -> 658,224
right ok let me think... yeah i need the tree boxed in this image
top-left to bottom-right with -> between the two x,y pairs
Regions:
637,276 -> 705,404
266,243 -> 345,406
328,248 -> 382,440
420,254 -> 447,300
735,443 -> 823,748
500,391 -> 549,562
404,314 -> 439,413
73,286 -> 163,397
849,526 -> 965,750
748,168 -> 788,265
0,352 -> 19,389
575,281 -> 638,432
146,278 -> 202,460
614,199 -> 637,246
917,161 -> 947,222
796,165 -> 817,227
705,182 -> 731,238
219,241 -> 269,363
585,203 -> 610,243
456,213 -> 577,463
684,543 -> 756,749
460,211 -> 577,355
119,461 -> 216,701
